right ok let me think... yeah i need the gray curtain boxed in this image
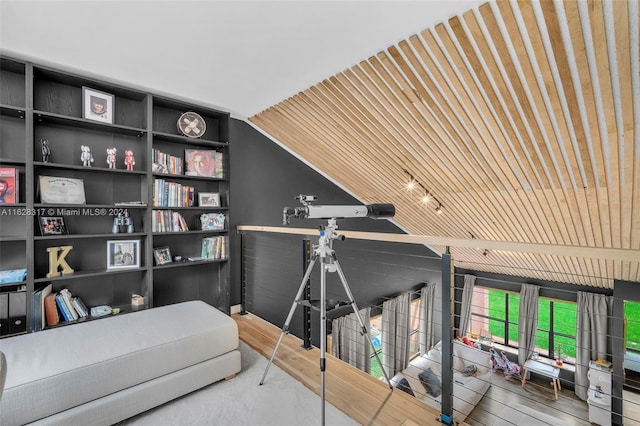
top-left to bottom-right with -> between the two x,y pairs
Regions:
331,307 -> 371,373
575,291 -> 611,400
419,282 -> 437,355
382,292 -> 410,377
518,284 -> 540,367
458,274 -> 476,338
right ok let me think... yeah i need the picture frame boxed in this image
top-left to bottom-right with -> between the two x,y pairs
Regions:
106,240 -> 140,270
38,175 -> 86,205
198,192 -> 220,207
185,149 -> 218,177
153,246 -> 172,265
38,216 -> 68,236
200,212 -> 226,231
82,86 -> 114,124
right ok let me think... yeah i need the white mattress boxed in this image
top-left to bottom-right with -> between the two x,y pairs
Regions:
0,300 -> 239,425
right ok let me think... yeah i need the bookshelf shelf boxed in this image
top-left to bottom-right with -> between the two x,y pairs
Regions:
153,258 -> 227,270
0,55 -> 231,336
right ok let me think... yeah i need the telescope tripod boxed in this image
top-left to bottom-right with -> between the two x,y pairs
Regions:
259,219 -> 392,425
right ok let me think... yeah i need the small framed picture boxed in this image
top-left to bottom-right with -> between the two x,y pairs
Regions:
198,192 -> 220,207
82,86 -> 114,124
38,216 -> 68,236
153,246 -> 172,265
106,240 -> 140,270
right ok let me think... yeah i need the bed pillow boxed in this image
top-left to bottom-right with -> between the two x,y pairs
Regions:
395,377 -> 415,397
461,364 -> 477,377
419,367 -> 441,397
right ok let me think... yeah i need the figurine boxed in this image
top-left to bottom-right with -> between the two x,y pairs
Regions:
106,148 -> 117,169
41,139 -> 51,163
124,150 -> 135,171
80,145 -> 94,167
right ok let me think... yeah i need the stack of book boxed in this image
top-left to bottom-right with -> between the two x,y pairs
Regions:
44,288 -> 89,326
201,236 -> 228,260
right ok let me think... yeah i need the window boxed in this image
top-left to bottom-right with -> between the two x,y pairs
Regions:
470,287 -> 576,363
625,300 -> 640,352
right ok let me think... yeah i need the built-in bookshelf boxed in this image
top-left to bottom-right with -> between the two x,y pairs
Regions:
0,56 -> 230,337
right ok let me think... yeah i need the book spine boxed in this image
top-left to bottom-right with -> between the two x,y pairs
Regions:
44,294 -> 59,326
55,294 -> 72,322
60,289 -> 79,320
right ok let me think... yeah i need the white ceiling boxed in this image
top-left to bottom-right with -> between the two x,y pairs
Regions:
0,0 -> 484,119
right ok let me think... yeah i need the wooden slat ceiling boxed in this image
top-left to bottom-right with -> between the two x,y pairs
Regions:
249,0 -> 639,289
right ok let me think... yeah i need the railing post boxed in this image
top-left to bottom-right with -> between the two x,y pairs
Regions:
302,238 -> 312,349
239,232 -> 248,315
440,247 -> 454,425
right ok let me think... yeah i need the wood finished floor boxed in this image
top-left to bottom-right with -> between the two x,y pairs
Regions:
235,313 -> 632,425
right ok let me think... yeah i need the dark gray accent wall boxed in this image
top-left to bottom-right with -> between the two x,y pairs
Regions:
229,119 -> 441,342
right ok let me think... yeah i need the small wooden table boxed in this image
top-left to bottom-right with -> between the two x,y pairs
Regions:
521,359 -> 562,399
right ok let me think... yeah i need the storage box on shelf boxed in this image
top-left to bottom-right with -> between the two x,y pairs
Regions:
0,55 -> 232,337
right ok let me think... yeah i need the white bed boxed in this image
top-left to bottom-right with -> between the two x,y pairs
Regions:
390,340 -> 492,424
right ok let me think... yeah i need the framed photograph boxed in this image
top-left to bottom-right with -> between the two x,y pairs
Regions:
198,192 -> 220,207
39,175 -> 86,204
106,240 -> 140,270
153,246 -> 172,265
185,149 -> 217,177
82,86 -> 114,124
0,167 -> 19,204
38,216 -> 68,236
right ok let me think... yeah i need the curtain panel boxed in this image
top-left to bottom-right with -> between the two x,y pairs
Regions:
330,307 -> 371,373
575,291 -> 612,400
382,293 -> 411,377
458,274 -> 476,338
517,283 -> 540,367
419,282 -> 437,354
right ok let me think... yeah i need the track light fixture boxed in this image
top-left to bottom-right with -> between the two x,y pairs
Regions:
403,169 -> 443,214
469,232 -> 489,257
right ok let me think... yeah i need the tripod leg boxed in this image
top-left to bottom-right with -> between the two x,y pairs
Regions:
320,258 -> 327,426
260,256 -> 317,385
332,256 -> 394,389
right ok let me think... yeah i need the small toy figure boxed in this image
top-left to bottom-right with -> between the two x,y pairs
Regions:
80,145 -> 94,167
106,148 -> 117,169
124,150 -> 135,171
41,139 -> 51,163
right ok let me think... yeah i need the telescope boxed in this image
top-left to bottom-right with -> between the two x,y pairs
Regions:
282,195 -> 395,225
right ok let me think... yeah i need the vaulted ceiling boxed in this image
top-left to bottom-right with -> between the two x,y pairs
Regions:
250,0 -> 640,289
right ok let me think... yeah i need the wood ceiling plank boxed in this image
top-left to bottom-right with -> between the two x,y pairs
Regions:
492,1 -> 576,191
442,17 -> 548,191
562,0 -> 609,188
478,4 -> 563,190
538,0 -> 597,189
513,0 -> 589,190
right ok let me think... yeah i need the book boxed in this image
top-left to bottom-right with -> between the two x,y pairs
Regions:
0,167 -> 19,204
60,288 -> 79,320
44,293 -> 59,326
55,293 -> 73,322
72,296 -> 89,318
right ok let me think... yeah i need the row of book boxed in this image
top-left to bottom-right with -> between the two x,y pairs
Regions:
152,148 -> 183,175
152,178 -> 195,207
44,287 -> 89,326
201,236 -> 228,260
152,210 -> 189,232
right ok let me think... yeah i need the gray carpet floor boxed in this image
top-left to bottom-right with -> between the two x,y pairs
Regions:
120,341 -> 359,425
